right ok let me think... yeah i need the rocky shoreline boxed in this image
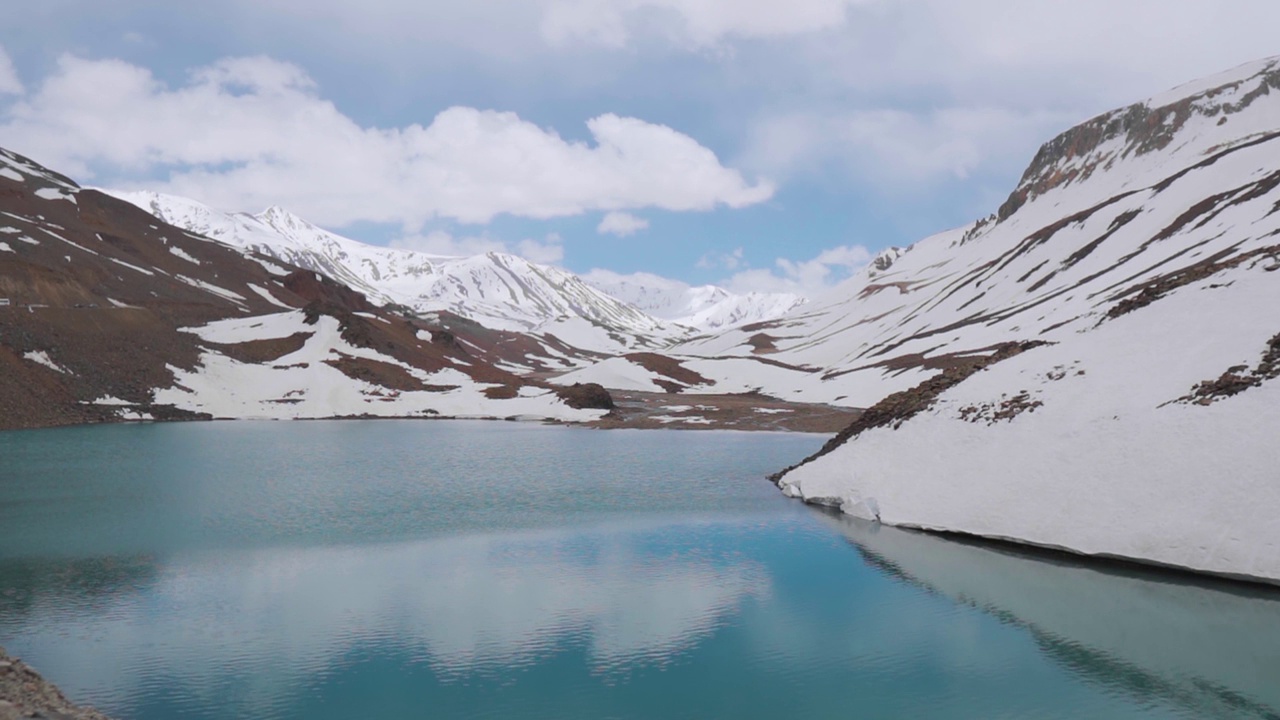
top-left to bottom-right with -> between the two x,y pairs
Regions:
0,648 -> 112,720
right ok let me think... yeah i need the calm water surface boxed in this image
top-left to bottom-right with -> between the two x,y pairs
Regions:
1,421 -> 1279,719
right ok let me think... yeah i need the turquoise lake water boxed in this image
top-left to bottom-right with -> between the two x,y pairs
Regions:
1,420 -> 1279,719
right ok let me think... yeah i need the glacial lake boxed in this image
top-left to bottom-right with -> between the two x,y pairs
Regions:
2,421 -> 1279,720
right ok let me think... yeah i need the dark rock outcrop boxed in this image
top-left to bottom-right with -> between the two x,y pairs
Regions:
555,382 -> 615,410
770,341 -> 1049,481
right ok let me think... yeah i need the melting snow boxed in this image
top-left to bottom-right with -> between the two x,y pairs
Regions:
108,257 -> 156,276
169,246 -> 201,264
34,187 -> 76,204
175,275 -> 246,303
89,395 -> 133,406
248,284 -> 292,310
22,351 -> 68,374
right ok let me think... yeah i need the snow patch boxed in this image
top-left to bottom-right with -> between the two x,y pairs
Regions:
169,246 -> 201,264
35,187 -> 76,204
248,284 -> 292,310
22,351 -> 68,374
175,275 -> 247,303
89,395 -> 133,406
550,357 -> 667,393
108,256 -> 155,276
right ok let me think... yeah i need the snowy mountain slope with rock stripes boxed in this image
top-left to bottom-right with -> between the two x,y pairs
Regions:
0,148 -> 609,427
763,56 -> 1280,583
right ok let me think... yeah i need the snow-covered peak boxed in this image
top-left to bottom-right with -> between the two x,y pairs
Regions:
102,189 -> 690,353
678,291 -> 808,331
1145,55 -> 1280,109
583,269 -> 807,331
867,246 -> 907,278
256,204 -> 323,238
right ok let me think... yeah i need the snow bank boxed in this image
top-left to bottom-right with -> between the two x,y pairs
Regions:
549,356 -> 668,393
780,264 -> 1280,584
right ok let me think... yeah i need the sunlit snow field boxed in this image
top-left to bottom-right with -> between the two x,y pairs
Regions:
1,421 -> 1278,719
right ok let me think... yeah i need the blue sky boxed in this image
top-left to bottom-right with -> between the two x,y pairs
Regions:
3,1 -> 1278,296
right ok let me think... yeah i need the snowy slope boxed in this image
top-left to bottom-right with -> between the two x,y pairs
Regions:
156,310 -> 605,422
666,59 -> 1280,406
102,191 -> 689,353
766,56 -> 1280,583
583,269 -> 806,330
0,146 -> 606,428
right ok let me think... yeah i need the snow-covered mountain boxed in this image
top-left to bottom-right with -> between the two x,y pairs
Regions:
0,147 -> 610,428
102,191 -> 690,353
557,57 -> 1280,583
582,269 -> 806,331
768,57 -> 1280,583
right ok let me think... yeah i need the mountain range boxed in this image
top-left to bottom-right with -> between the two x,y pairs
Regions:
101,190 -> 805,350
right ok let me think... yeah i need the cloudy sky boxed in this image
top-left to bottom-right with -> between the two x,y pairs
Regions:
2,1 -> 1278,297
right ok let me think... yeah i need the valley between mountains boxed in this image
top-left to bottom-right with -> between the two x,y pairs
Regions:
2,56 -> 1279,584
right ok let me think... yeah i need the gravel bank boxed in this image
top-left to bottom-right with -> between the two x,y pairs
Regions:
0,648 -> 113,720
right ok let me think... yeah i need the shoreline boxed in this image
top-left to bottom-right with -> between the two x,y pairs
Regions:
0,391 -> 863,436
0,647 -> 113,720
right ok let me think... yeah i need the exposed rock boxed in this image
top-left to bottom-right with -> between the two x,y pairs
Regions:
555,382 -> 615,410
997,59 -> 1280,222
1174,333 -> 1280,405
622,352 -> 713,393
0,647 -> 113,720
958,392 -> 1044,424
1106,243 -> 1280,320
770,341 -> 1049,481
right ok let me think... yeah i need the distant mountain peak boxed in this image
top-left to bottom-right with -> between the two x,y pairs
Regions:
582,271 -> 807,331
102,189 -> 693,353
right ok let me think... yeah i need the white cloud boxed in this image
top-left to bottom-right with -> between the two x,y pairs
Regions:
0,44 -> 22,95
696,246 -> 744,271
541,0 -> 868,48
582,267 -> 688,293
0,54 -> 774,230
743,107 -> 1074,187
597,211 -> 649,237
390,230 -> 564,265
724,244 -> 872,297
390,231 -> 506,257
518,233 -> 565,264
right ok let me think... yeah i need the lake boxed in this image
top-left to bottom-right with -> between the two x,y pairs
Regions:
1,420 -> 1279,719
